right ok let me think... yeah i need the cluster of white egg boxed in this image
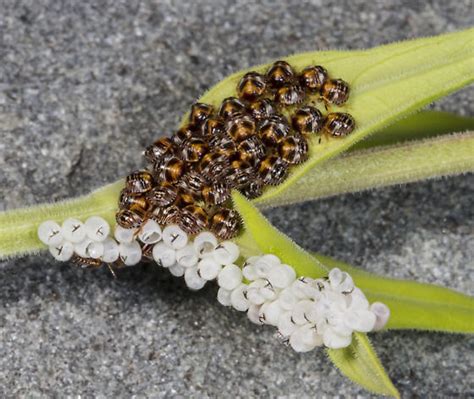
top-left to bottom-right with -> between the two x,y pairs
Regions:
38,217 -> 389,350
227,259 -> 390,351
37,217 -> 120,263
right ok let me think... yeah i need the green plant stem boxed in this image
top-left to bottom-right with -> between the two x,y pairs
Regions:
0,181 -> 123,259
327,333 -> 400,398
350,111 -> 474,151
255,131 -> 474,207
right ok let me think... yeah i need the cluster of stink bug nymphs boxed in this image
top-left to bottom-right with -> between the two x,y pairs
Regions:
38,61 -> 389,353
116,60 -> 355,241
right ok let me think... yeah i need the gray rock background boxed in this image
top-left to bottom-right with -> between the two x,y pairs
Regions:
0,0 -> 473,397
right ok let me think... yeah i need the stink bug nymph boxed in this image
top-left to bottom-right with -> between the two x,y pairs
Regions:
119,188 -> 151,211
179,204 -> 208,235
259,115 -> 290,146
226,159 -> 255,188
144,137 -> 174,164
239,179 -> 264,199
146,184 -> 178,207
201,116 -> 225,139
177,171 -> 208,199
210,208 -> 242,240
299,65 -> 328,91
189,103 -> 214,127
72,254 -> 102,270
126,170 -> 154,194
237,136 -> 266,166
324,113 -> 355,137
151,205 -> 180,225
180,138 -> 209,163
116,207 -> 147,229
320,79 -> 350,106
278,135 -> 309,165
258,155 -> 289,185
246,98 -> 276,121
173,125 -> 196,146
226,114 -> 256,142
156,157 -> 186,183
274,83 -> 305,106
291,106 -> 324,135
218,97 -> 246,120
237,72 -> 267,101
201,182 -> 231,205
199,152 -> 231,180
266,60 -> 294,88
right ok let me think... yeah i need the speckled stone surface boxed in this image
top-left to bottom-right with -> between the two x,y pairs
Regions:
0,0 -> 473,397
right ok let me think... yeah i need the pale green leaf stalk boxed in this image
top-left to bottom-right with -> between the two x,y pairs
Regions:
232,191 -> 328,277
327,333 -> 400,398
255,130 -> 474,207
350,111 -> 474,151
231,192 -> 399,396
